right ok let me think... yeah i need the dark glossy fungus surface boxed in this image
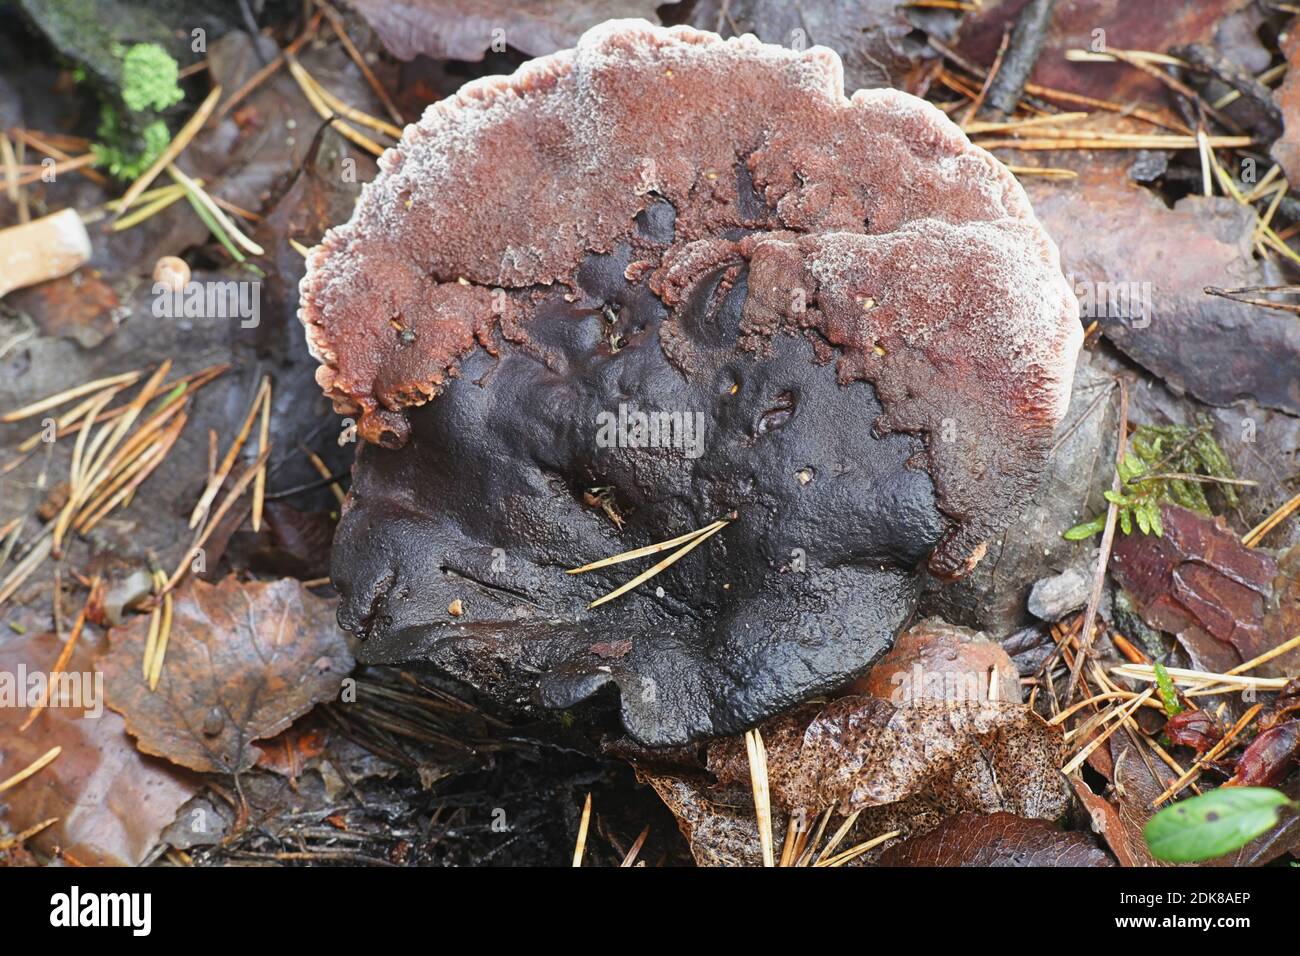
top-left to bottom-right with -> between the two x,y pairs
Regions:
301,21 -> 1081,745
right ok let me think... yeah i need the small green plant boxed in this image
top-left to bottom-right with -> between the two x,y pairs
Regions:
88,43 -> 183,181
1144,787 -> 1295,862
1064,419 -> 1238,541
1152,661 -> 1182,717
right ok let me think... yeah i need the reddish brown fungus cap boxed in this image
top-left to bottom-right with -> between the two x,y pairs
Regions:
299,21 -> 1080,745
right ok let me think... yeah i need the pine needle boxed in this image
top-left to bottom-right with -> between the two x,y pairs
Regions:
745,728 -> 775,867
572,792 -> 592,867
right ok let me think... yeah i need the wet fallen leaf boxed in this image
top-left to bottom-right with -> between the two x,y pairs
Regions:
1110,503 -> 1300,676
1226,721 -> 1300,787
877,811 -> 1113,866
958,0 -> 1267,109
687,0 -> 959,93
348,0 -> 667,61
853,618 -> 1022,704
0,633 -> 198,865
102,576 -> 353,773
1270,29 -> 1300,186
1028,173 -> 1300,418
642,690 -> 1070,866
1165,709 -> 1224,754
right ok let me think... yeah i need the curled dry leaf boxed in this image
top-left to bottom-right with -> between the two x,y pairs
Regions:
0,634 -> 198,866
877,811 -> 1114,867
102,577 -> 354,773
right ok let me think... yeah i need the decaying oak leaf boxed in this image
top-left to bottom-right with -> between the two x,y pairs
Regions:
301,21 -> 1080,746
708,695 -> 1069,816
641,691 -> 1070,865
346,0 -> 667,61
1110,503 -> 1300,677
0,634 -> 198,866
877,812 -> 1113,867
102,577 -> 354,773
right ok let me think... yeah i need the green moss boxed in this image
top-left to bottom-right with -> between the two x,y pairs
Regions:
1064,418 -> 1239,541
92,110 -> 170,180
119,42 -> 183,112
84,43 -> 182,182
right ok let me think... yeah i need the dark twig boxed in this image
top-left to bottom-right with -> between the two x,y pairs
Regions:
1205,285 -> 1300,314
1065,376 -> 1129,702
983,0 -> 1059,119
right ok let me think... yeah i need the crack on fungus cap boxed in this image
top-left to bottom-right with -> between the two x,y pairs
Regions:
299,20 -> 1081,745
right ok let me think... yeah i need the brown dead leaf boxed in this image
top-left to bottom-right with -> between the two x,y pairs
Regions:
347,0 -> 667,61
852,617 -> 1021,704
102,577 -> 353,773
1110,503 -> 1300,676
708,696 -> 1069,818
877,811 -> 1114,866
641,693 -> 1071,865
958,0 -> 1265,108
1027,173 -> 1300,418
0,634 -> 198,865
1271,29 -> 1300,186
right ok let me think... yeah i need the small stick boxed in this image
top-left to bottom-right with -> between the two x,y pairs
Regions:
1061,688 -> 1154,775
148,590 -> 174,690
116,84 -> 223,217
1244,489 -> 1300,546
619,825 -> 650,867
168,447 -> 271,592
8,127 -> 109,185
0,745 -> 61,793
167,164 -> 264,256
19,585 -> 95,731
302,445 -> 346,505
745,729 -> 775,867
252,376 -> 272,532
567,519 -> 727,574
587,519 -> 730,609
1065,378 -> 1128,701
285,55 -> 387,156
982,0 -> 1059,119
189,377 -> 270,529
315,0 -> 405,126
814,829 -> 902,868
0,816 -> 58,851
814,809 -> 864,865
572,793 -> 592,867
216,11 -> 323,120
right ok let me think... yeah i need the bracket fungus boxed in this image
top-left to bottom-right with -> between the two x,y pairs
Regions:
299,21 -> 1081,746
